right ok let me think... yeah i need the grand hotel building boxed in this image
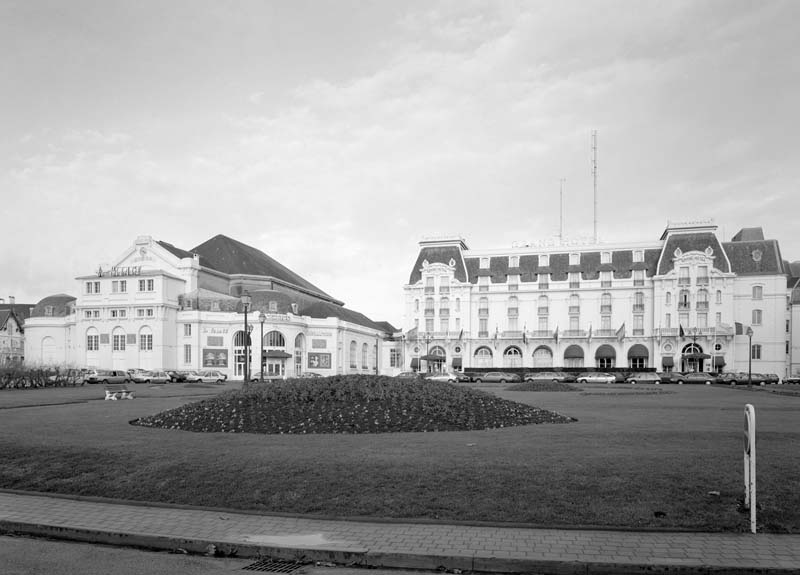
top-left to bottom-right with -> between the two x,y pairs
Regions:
401,220 -> 800,378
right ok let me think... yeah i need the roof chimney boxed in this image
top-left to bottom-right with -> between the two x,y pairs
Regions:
9,296 -> 14,304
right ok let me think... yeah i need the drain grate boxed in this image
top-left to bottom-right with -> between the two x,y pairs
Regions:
242,558 -> 305,573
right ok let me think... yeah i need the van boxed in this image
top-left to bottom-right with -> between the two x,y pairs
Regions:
85,369 -> 130,385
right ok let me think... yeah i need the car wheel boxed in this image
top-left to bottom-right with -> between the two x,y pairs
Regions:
216,379 -> 222,383
474,378 -> 482,383
552,379 -> 559,383
144,380 -> 150,384
101,380 -> 109,385
677,380 -> 684,385
578,379 -> 586,383
630,380 -> 637,385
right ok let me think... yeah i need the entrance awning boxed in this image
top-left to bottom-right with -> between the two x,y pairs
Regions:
595,344 -> 616,359
662,356 -> 674,367
263,350 -> 292,359
713,355 -> 726,367
682,352 -> 711,360
452,357 -> 462,368
421,354 -> 445,361
564,344 -> 584,359
627,344 -> 649,358
410,358 -> 419,369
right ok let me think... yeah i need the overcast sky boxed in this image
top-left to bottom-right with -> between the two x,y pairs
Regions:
2,0 -> 798,327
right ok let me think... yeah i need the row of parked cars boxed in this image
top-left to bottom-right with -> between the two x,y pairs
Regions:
81,368 -> 229,385
397,370 -> 788,385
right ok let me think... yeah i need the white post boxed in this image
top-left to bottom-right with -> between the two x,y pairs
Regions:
743,403 -> 756,533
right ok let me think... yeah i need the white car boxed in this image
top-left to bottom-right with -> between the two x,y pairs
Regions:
185,369 -> 227,383
424,371 -> 460,383
577,372 -> 616,384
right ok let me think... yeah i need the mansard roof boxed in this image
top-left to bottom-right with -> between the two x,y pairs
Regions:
462,248 -> 661,283
299,300 -> 390,333
408,245 -> 468,284
30,294 -> 76,318
157,240 -> 197,260
0,310 -> 16,330
191,235 -> 335,301
656,232 -> 730,275
722,238 -> 785,276
0,302 -> 35,320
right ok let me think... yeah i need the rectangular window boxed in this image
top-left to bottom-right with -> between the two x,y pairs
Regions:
112,281 -> 119,293
752,309 -> 762,325
751,344 -> 761,360
113,334 -> 126,351
390,349 -> 401,368
539,254 -> 549,267
569,253 -> 580,265
633,315 -> 644,335
601,315 -> 611,331
752,285 -> 763,299
716,312 -> 722,325
94,281 -> 100,293
184,344 -> 192,363
697,266 -> 709,285
478,276 -> 489,292
439,277 -> 450,294
139,279 -> 146,291
110,310 -> 118,318
678,267 -> 690,285
633,270 -> 645,286
120,280 -> 126,292
455,298 -> 460,312
146,308 -> 154,317
87,335 -> 99,351
787,341 -> 790,355
84,310 -> 92,319
600,271 -> 612,288
85,282 -> 93,294
665,313 -> 671,328
569,272 -> 580,289
538,316 -> 548,332
455,317 -> 461,331
679,312 -> 689,327
184,324 -> 192,336
479,257 -> 489,269
507,274 -> 519,291
137,308 -> 145,317
119,309 -> 126,318
601,252 -> 611,264
479,318 -> 488,337
538,275 -> 549,290
440,318 -> 448,333
569,316 -> 579,332
509,255 -> 519,268
697,313 -> 707,328
140,334 -> 153,351
425,318 -> 434,332
147,279 -> 154,291
633,250 -> 644,262
508,317 -> 518,332
787,319 -> 791,333
93,310 -> 100,318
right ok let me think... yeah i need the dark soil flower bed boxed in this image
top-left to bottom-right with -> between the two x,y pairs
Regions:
506,381 -> 580,392
131,375 -> 575,434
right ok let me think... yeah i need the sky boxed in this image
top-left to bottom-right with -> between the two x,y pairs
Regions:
2,0 -> 799,327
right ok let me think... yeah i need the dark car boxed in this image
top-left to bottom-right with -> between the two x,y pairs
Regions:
166,370 -> 188,383
763,373 -> 781,384
675,372 -> 715,385
656,372 -> 679,384
785,375 -> 800,384
625,372 -> 661,385
471,372 -> 521,383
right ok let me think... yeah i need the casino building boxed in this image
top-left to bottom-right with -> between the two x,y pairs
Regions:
23,235 -> 395,378
400,220 -> 800,378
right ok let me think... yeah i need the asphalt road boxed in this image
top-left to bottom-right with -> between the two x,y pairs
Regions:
0,535 -> 454,575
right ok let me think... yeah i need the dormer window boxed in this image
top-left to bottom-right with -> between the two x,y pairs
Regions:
479,257 -> 490,269
539,254 -> 549,267
269,301 -> 278,312
509,255 -> 519,268
601,252 -> 611,264
44,305 -> 54,317
569,253 -> 580,265
633,250 -> 644,263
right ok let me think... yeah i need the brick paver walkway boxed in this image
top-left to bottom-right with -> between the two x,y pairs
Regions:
1,491 -> 799,573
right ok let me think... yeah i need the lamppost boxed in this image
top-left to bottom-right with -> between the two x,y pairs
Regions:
422,333 -> 433,373
746,325 -> 754,387
259,312 -> 266,382
241,291 -> 251,382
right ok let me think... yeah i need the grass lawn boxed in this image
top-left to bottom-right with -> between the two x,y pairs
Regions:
0,379 -> 798,533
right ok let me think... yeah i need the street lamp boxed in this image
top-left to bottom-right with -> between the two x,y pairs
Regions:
746,326 -> 754,387
422,333 -> 433,373
241,291 -> 251,382
259,312 -> 266,382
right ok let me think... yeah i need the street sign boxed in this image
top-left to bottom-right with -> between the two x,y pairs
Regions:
743,404 -> 756,534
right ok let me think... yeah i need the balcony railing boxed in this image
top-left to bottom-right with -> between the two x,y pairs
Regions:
678,278 -> 691,286
696,302 -> 709,310
538,306 -> 549,315
600,305 -> 612,313
595,329 -> 617,337
478,307 -> 489,316
633,279 -> 644,286
696,276 -> 709,285
479,285 -> 489,292
424,308 -> 435,316
424,287 -> 435,294
503,331 -> 523,338
601,280 -> 612,288
654,325 -> 734,337
439,308 -> 450,317
478,331 -> 489,338
532,330 -> 552,338
438,286 -> 450,294
507,307 -> 518,317
568,306 -> 580,314
678,302 -> 690,310
633,329 -> 644,335
508,284 -> 518,291
633,304 -> 645,312
564,330 -> 587,337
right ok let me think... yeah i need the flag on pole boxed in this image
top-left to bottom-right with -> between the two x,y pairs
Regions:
522,323 -> 527,344
458,329 -> 464,341
553,325 -> 559,344
587,324 -> 592,343
494,325 -> 499,348
657,323 -> 662,346
616,323 -> 626,342
679,324 -> 685,338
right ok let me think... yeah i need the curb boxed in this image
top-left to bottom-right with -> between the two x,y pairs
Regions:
2,520 -> 798,575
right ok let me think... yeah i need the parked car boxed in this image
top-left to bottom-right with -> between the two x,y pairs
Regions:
85,369 -> 130,385
131,370 -> 171,384
763,373 -> 781,384
784,375 -> 800,384
127,368 -> 147,378
185,369 -> 227,383
166,370 -> 188,383
471,372 -> 521,383
715,372 -> 739,384
675,372 -> 715,385
656,371 -> 679,384
576,372 -> 616,384
425,371 -> 462,383
395,371 -> 423,379
625,372 -> 661,385
300,372 -> 323,378
524,371 -> 574,383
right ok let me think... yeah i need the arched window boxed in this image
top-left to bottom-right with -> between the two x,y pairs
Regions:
112,327 -> 126,352
349,341 -> 357,369
716,290 -> 723,304
265,330 -> 285,348
138,326 -> 153,351
233,331 -> 252,347
294,334 -> 305,376
86,327 -> 100,352
504,346 -> 522,368
425,297 -> 434,312
595,344 -> 616,369
679,289 -> 690,309
752,285 -> 763,300
362,343 -> 368,369
474,346 -> 493,368
41,336 -> 56,364
627,344 -> 649,369
532,345 -> 553,367
563,344 -> 584,368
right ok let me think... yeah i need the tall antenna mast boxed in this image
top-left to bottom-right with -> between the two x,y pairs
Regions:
559,178 -> 565,242
592,130 -> 598,243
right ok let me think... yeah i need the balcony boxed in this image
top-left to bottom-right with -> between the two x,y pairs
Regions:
479,285 -> 489,292
678,278 -> 691,286
508,284 -> 518,291
568,306 -> 580,315
678,303 -> 691,310
538,282 -> 549,290
595,329 -> 617,337
507,307 -> 519,317
478,331 -> 489,338
696,302 -> 709,311
569,281 -> 580,289
538,306 -> 549,315
503,331 -> 523,338
696,276 -> 709,286
439,308 -> 450,317
633,279 -> 644,286
424,286 -> 435,294
601,280 -> 612,288
424,308 -> 435,316
633,329 -> 644,335
478,307 -> 489,317
564,330 -> 587,338
532,330 -> 552,338
633,304 -> 645,312
600,305 -> 612,313
439,286 -> 450,294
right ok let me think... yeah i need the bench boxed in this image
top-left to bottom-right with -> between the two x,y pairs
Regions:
104,384 -> 135,400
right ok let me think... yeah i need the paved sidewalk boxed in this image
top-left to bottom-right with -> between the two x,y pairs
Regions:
1,491 -> 799,574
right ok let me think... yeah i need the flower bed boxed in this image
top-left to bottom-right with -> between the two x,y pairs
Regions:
131,374 -> 575,433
